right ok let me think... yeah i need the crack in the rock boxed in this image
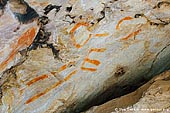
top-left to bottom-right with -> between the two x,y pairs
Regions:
0,0 -> 7,16
0,64 -> 19,101
44,4 -> 61,15
28,16 -> 60,59
1,0 -> 39,24
147,43 -> 170,75
153,1 -> 170,9
134,13 -> 170,26
96,3 -> 106,23
11,0 -> 39,24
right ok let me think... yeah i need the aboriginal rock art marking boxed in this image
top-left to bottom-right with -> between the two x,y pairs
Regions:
25,47 -> 106,104
81,48 -> 106,72
116,16 -> 133,30
23,17 -> 144,105
116,16 -> 142,41
0,27 -> 37,72
26,74 -> 49,86
70,22 -> 109,48
25,16 -> 146,104
25,70 -> 77,104
120,29 -> 141,41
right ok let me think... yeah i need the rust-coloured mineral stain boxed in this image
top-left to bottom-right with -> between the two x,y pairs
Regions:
121,29 -> 141,41
0,27 -> 37,71
26,74 -> 49,86
116,16 -> 133,30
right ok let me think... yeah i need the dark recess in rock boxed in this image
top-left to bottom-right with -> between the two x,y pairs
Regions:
13,4 -> 39,24
44,4 -> 62,15
114,66 -> 127,77
66,6 -> 72,12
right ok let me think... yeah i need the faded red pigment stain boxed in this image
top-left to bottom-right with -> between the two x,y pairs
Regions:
26,74 -> 49,86
0,27 -> 37,71
120,29 -> 141,41
81,48 -> 106,72
116,16 -> 133,30
25,70 -> 77,104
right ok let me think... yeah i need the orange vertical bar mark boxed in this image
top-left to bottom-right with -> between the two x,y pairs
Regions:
81,48 -> 106,72
26,74 -> 49,86
0,27 -> 37,72
116,16 -> 133,30
25,70 -> 77,104
70,22 -> 93,48
121,29 -> 141,41
94,33 -> 109,37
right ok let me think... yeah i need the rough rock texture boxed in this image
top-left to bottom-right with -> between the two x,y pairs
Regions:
85,70 -> 170,113
0,0 -> 170,113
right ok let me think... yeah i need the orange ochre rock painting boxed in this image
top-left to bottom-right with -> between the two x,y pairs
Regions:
0,27 -> 37,72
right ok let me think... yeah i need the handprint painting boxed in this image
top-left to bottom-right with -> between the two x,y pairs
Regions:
0,0 -> 170,113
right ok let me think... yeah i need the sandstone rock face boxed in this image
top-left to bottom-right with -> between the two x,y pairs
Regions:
0,0 -> 170,113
